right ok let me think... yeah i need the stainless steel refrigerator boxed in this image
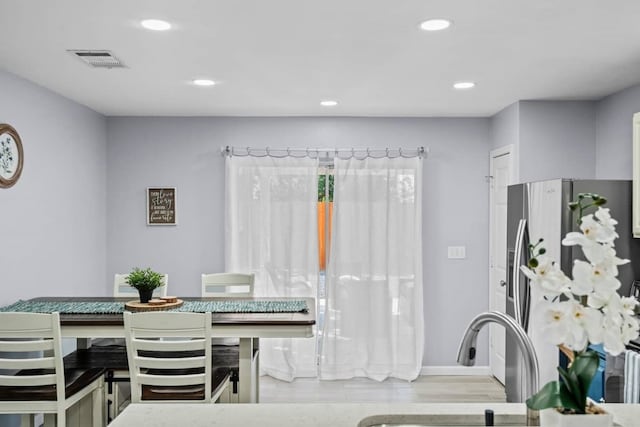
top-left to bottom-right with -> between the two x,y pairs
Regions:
505,179 -> 640,403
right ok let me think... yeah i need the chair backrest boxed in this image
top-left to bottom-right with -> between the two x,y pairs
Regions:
0,312 -> 65,402
124,311 -> 212,403
201,273 -> 254,297
114,273 -> 168,298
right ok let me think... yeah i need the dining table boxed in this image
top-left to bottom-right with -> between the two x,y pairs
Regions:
0,296 -> 316,404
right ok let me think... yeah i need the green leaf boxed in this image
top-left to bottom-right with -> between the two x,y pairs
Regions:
528,354 -> 599,414
526,380 -> 582,411
556,367 -> 583,412
558,382 -> 583,413
569,351 -> 599,408
526,381 -> 564,410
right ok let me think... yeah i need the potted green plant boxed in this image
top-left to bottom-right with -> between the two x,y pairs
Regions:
126,267 -> 165,303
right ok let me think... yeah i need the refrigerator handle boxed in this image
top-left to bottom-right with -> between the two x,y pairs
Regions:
513,219 -> 527,328
521,222 -> 531,332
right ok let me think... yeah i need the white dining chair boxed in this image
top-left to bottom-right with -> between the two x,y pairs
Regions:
201,273 -> 254,297
75,273 -> 169,422
201,272 -> 256,403
124,311 -> 231,404
108,272 -> 167,418
0,312 -> 104,427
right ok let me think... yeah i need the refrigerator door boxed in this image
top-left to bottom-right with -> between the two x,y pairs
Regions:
525,179 -> 564,390
505,183 -> 527,402
506,179 -> 563,402
571,180 -> 640,298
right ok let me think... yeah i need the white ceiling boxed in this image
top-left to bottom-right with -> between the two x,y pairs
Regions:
2,1 -> 640,117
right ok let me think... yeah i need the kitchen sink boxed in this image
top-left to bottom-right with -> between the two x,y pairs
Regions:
356,412 -> 526,426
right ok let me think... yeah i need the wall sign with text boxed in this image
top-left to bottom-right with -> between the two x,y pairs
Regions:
147,187 -> 177,225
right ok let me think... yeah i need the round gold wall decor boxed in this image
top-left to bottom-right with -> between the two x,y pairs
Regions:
0,124 -> 24,188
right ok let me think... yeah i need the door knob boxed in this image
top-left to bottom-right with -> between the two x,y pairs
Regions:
499,280 -> 506,287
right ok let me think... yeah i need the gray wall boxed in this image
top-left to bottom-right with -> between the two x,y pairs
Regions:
518,101 -> 597,182
0,71 -> 107,426
595,84 -> 640,179
106,116 -> 492,366
490,103 -> 519,153
0,71 -> 107,305
490,101 -> 597,184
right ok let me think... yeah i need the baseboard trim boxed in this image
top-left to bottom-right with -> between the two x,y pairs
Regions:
420,366 -> 491,376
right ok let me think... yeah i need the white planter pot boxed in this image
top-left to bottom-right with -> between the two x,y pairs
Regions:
540,408 -> 613,427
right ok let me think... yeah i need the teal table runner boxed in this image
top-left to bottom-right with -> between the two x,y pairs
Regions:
0,299 -> 308,314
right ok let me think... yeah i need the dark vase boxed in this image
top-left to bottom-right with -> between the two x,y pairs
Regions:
138,289 -> 153,303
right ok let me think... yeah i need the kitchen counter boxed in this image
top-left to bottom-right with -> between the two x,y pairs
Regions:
108,402 -> 639,426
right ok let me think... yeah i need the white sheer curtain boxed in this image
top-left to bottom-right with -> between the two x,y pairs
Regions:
225,155 -> 319,381
319,156 -> 423,381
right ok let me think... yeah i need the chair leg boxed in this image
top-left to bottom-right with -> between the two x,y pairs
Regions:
218,382 -> 232,403
239,338 -> 252,403
93,381 -> 104,427
252,342 -> 260,403
43,413 -> 56,427
228,369 -> 239,403
20,414 -> 35,427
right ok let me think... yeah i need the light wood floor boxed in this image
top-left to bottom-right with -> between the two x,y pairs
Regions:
259,375 -> 506,404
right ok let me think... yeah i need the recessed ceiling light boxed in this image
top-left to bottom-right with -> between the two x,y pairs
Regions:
453,82 -> 475,90
420,19 -> 451,31
193,79 -> 215,86
320,100 -> 338,107
141,19 -> 171,31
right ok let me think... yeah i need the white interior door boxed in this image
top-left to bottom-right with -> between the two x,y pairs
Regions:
489,147 -> 513,385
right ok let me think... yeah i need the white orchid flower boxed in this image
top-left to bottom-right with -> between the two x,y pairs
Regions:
532,199 -> 638,361
602,331 -> 626,356
620,296 -> 639,316
576,211 -> 617,244
594,208 -> 619,243
602,312 -> 627,356
569,260 -> 597,295
579,214 -> 605,239
590,247 -> 629,278
600,294 -> 637,319
562,235 -> 610,265
621,316 -> 640,344
569,259 -> 621,300
592,295 -> 639,356
564,300 -> 603,351
588,287 -> 626,314
534,300 -> 573,346
520,256 -> 571,298
562,231 -> 592,247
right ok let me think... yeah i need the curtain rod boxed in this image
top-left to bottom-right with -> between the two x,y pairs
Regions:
220,146 -> 428,159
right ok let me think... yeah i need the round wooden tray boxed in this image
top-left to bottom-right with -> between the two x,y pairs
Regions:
125,299 -> 184,312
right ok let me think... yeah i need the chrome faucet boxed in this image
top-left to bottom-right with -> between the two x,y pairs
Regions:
456,311 -> 540,426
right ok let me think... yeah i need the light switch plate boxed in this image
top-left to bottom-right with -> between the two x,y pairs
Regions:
447,246 -> 466,259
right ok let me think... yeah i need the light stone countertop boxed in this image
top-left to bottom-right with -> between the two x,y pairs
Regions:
107,402 -> 639,426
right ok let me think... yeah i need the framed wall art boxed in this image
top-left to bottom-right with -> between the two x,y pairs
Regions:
0,124 -> 24,188
147,187 -> 177,225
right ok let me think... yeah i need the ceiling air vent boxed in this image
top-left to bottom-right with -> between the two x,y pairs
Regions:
67,50 -> 125,68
